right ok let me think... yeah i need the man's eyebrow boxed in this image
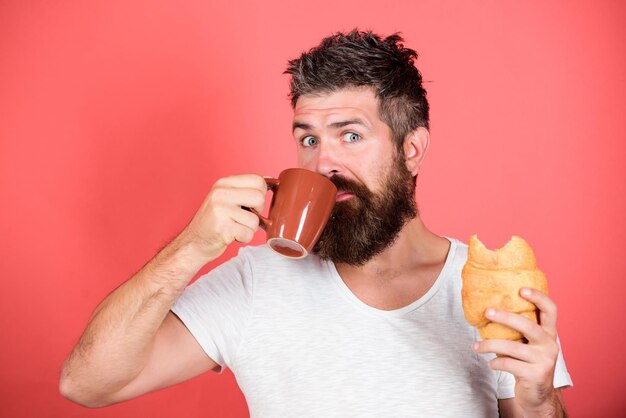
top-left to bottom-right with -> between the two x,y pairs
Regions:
328,119 -> 369,130
292,121 -> 312,133
292,118 -> 369,133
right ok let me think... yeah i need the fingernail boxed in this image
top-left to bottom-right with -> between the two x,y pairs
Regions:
485,308 -> 496,318
521,288 -> 531,297
473,342 -> 479,351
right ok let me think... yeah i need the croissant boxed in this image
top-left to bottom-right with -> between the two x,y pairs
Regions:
461,235 -> 548,341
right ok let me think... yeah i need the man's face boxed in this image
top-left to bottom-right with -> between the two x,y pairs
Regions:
292,87 -> 417,265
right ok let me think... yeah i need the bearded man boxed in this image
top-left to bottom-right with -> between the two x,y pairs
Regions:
60,30 -> 572,417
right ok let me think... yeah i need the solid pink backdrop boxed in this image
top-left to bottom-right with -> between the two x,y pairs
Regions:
1,1 -> 624,417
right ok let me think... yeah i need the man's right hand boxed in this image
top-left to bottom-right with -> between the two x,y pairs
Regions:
183,174 -> 267,262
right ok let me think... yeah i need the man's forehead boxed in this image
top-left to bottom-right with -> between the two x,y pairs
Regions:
294,86 -> 378,109
293,87 -> 380,125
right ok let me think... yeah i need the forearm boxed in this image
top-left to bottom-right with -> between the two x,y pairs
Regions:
60,230 -> 210,405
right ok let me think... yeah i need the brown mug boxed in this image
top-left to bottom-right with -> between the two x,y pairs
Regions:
250,168 -> 337,258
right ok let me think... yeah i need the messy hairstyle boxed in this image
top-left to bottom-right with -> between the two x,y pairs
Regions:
285,29 -> 429,151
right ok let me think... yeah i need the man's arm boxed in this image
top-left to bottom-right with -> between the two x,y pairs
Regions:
499,388 -> 568,418
59,233 -> 214,407
59,174 -> 267,407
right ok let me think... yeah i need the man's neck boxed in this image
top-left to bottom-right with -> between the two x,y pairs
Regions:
335,215 -> 450,282
333,216 -> 451,310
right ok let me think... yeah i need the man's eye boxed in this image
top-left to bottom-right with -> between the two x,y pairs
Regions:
302,136 -> 318,147
343,132 -> 361,142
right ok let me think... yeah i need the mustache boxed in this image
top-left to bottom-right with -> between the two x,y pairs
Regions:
328,175 -> 372,198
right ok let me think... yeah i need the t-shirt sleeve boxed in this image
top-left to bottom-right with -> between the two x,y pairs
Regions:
552,335 -> 574,389
170,247 -> 254,371
496,335 -> 574,399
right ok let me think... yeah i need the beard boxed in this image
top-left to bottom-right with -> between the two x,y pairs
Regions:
313,154 -> 418,266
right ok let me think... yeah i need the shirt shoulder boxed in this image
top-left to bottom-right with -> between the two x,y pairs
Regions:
241,244 -> 331,283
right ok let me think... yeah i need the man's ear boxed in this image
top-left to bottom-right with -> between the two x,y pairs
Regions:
403,127 -> 430,175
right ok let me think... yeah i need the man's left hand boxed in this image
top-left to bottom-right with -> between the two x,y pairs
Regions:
474,287 -> 561,416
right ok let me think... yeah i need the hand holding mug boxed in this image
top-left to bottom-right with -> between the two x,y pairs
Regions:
184,169 -> 336,262
184,174 -> 268,261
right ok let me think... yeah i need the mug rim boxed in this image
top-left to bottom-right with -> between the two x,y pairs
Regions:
267,237 -> 308,259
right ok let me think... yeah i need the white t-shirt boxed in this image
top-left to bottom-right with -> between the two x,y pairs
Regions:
172,237 -> 572,418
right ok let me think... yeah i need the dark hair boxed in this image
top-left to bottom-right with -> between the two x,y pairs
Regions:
285,29 -> 429,151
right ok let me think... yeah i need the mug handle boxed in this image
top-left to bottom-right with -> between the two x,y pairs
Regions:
247,177 -> 280,231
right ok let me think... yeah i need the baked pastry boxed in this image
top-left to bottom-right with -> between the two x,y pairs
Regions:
461,235 -> 548,341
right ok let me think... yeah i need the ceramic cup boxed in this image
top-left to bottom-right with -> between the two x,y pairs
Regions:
250,168 -> 337,258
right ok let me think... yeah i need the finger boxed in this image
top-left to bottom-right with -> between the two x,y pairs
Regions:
230,206 -> 261,231
213,187 -> 266,213
520,287 -> 558,337
233,188 -> 266,213
474,339 -> 536,363
487,355 -> 534,380
484,308 -> 547,344
216,174 -> 268,192
232,222 -> 255,244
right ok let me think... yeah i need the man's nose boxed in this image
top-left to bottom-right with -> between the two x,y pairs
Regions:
312,141 -> 342,177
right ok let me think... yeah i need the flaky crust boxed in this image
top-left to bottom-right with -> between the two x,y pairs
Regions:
461,235 -> 548,341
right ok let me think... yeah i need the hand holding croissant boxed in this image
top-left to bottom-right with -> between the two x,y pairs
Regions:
462,235 -> 565,417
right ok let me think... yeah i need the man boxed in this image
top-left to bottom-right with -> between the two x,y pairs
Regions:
60,30 -> 572,417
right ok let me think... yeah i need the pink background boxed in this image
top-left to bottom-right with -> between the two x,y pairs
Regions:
1,1 -> 624,417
